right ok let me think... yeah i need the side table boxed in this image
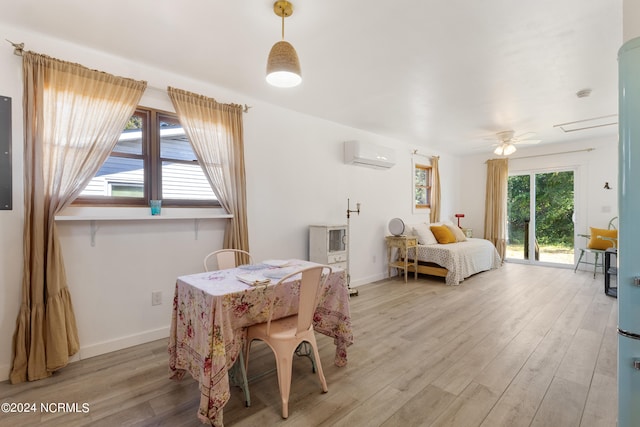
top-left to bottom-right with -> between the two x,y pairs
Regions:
385,235 -> 418,282
604,247 -> 617,298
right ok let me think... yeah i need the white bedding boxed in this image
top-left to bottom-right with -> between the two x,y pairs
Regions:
407,238 -> 501,285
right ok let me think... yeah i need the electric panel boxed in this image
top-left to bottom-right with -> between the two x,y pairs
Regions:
0,96 -> 11,210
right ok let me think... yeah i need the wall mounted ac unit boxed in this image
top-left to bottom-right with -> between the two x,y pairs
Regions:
344,140 -> 395,169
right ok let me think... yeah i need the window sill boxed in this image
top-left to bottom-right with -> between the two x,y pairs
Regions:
55,207 -> 233,246
55,206 -> 232,221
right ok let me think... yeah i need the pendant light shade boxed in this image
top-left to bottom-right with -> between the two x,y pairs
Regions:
266,1 -> 302,88
266,40 -> 301,87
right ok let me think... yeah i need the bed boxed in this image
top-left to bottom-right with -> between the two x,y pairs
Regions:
402,222 -> 502,285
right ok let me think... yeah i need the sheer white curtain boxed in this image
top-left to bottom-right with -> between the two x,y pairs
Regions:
167,87 -> 250,261
11,51 -> 146,383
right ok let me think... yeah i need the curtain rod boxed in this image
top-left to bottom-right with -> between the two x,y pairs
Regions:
6,39 -> 24,56
510,147 -> 595,160
6,39 -> 251,113
485,147 -> 595,163
412,150 -> 438,158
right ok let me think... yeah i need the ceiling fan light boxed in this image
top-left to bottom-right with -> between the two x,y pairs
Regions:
494,142 -> 517,156
266,40 -> 302,87
504,143 -> 517,155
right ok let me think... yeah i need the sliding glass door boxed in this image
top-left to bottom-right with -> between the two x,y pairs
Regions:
507,170 -> 575,265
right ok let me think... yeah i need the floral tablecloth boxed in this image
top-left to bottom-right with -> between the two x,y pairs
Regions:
168,259 -> 353,426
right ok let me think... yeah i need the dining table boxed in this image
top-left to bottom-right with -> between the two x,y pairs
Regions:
168,259 -> 353,426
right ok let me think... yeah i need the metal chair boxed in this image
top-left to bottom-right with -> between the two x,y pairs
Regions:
203,249 -> 253,272
244,265 -> 330,419
574,217 -> 618,277
203,248 -> 254,407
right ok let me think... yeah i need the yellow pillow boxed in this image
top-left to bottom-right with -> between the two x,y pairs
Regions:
430,225 -> 456,244
587,227 -> 617,250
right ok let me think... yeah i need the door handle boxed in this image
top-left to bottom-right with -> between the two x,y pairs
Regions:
634,359 -> 640,370
633,277 -> 640,286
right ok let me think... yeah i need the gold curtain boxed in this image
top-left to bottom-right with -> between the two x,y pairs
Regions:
430,156 -> 441,223
484,158 -> 509,260
167,87 -> 250,262
11,52 -> 146,383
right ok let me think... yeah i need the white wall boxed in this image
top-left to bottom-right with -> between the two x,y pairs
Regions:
0,26 -> 458,380
624,0 -> 640,42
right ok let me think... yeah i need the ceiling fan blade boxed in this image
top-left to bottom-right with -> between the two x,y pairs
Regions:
513,139 -> 541,145
514,131 -> 536,140
482,130 -> 515,142
480,130 -> 540,152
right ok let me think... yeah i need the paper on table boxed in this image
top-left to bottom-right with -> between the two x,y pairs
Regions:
262,267 -> 297,279
236,274 -> 271,286
237,263 -> 266,271
262,259 -> 289,267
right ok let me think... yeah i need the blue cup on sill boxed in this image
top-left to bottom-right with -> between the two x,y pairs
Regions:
150,200 -> 162,216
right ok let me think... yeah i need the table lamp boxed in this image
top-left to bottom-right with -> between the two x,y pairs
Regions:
454,213 -> 465,228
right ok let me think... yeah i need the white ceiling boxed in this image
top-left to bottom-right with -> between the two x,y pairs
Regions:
1,0 -> 622,155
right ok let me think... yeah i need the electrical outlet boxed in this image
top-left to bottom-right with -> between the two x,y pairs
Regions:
152,291 -> 162,306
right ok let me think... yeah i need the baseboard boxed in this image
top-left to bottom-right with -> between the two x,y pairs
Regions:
0,327 -> 170,383
350,272 -> 386,288
0,362 -> 10,382
79,326 -> 169,360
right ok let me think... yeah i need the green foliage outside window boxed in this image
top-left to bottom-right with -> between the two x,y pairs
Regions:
125,116 -> 142,130
508,171 -> 574,247
534,172 -> 574,246
508,175 -> 530,245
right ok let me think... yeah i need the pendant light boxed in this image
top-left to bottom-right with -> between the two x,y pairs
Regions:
266,1 -> 302,88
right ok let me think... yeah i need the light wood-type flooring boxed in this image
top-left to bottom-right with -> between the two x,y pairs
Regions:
0,262 -> 618,426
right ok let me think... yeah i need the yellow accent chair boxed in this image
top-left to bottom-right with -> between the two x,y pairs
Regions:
574,217 -> 618,278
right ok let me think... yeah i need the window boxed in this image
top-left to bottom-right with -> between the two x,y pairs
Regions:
76,107 -> 218,206
414,163 -> 432,209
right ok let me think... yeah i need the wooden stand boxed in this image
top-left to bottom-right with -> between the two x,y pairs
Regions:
411,262 -> 448,279
385,235 -> 418,282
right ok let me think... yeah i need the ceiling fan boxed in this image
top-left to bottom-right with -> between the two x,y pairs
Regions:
490,130 -> 541,156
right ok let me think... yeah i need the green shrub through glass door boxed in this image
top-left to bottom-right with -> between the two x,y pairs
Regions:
507,170 -> 574,265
